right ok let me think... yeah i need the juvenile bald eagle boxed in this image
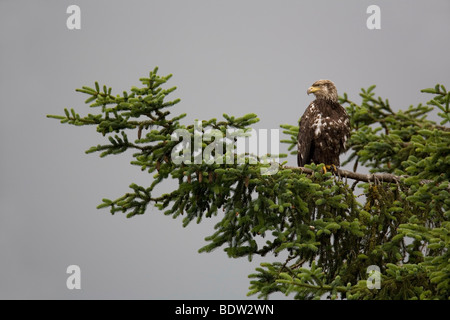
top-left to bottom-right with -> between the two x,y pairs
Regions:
297,80 -> 350,168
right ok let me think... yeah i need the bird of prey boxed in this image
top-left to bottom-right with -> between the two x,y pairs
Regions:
297,80 -> 350,171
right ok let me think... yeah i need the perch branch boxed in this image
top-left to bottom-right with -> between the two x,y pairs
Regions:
283,166 -> 446,190
284,166 -> 404,184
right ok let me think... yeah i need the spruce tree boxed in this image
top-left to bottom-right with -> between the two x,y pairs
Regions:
48,68 -> 449,300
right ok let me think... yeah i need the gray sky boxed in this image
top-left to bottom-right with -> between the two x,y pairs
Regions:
1,0 -> 449,299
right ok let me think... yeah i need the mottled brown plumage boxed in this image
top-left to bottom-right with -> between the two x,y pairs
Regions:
297,80 -> 350,167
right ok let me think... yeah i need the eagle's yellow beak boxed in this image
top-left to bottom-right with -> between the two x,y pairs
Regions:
307,86 -> 320,95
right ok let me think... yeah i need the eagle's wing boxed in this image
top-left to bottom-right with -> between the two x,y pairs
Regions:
297,103 -> 316,167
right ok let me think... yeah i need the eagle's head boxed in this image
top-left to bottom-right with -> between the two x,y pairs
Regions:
307,79 -> 338,102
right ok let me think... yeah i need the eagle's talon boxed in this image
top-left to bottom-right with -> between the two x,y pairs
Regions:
323,164 -> 338,174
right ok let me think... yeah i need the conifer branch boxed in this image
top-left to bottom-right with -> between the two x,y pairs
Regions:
283,165 -> 403,183
277,279 -> 348,294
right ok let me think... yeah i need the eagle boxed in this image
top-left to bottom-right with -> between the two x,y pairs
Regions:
297,80 -> 350,170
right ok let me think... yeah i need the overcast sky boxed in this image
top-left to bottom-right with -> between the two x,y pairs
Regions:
1,0 -> 449,299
